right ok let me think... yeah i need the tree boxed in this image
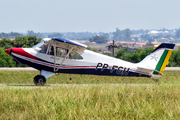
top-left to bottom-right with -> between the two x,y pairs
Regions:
116,47 -> 128,59
12,36 -> 41,48
0,38 -> 11,49
168,50 -> 177,67
0,36 -> 42,67
48,33 -> 63,38
27,30 -> 43,38
112,28 -> 132,41
0,32 -> 23,38
0,48 -> 16,67
116,47 -> 154,63
123,28 -> 132,41
112,28 -> 122,41
170,48 -> 180,66
102,33 -> 110,41
141,34 -> 151,41
89,35 -> 108,44
176,29 -> 180,38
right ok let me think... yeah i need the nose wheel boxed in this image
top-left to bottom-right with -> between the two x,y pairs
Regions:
34,75 -> 46,86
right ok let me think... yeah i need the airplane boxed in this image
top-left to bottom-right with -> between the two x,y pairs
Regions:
5,38 -> 175,86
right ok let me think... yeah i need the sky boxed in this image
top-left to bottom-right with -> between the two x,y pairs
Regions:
0,0 -> 180,33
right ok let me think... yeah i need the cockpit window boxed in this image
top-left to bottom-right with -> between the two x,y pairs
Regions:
56,47 -> 83,59
69,51 -> 83,59
40,43 -> 48,54
33,41 -> 48,53
32,41 -> 45,49
56,47 -> 66,57
34,42 -> 83,59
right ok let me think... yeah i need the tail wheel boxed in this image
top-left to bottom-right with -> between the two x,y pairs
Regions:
34,75 -> 46,86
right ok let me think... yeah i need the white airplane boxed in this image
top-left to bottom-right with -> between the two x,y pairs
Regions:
5,38 -> 175,86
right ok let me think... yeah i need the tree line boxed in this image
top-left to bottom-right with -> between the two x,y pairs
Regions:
0,36 -> 180,67
112,47 -> 180,67
2,28 -> 180,44
0,36 -> 41,67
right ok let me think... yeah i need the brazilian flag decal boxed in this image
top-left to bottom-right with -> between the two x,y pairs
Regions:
153,49 -> 173,75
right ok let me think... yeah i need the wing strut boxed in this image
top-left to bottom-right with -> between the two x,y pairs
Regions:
54,47 -> 74,72
53,41 -> 56,72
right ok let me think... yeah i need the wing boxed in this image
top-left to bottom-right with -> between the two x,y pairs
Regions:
48,38 -> 87,51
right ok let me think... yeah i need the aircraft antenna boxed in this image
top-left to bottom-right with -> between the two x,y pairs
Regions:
62,32 -> 68,38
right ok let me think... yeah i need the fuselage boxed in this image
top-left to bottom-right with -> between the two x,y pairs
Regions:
5,47 -> 150,77
4,38 -> 175,86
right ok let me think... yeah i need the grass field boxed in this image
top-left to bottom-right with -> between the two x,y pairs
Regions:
0,71 -> 180,119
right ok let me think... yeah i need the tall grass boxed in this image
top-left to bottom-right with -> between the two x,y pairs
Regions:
0,71 -> 180,119
1,85 -> 180,119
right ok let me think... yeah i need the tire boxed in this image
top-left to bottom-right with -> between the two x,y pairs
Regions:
34,75 -> 46,86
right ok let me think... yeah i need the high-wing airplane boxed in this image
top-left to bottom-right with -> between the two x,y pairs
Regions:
5,38 -> 175,86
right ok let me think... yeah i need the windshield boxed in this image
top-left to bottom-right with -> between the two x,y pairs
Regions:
32,41 -> 48,54
32,41 -> 46,49
32,40 -> 83,59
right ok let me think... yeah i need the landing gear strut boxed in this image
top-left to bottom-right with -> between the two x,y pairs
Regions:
34,75 -> 46,86
154,79 -> 159,82
149,76 -> 159,83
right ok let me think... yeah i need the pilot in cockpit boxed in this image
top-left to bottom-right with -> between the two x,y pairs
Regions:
41,44 -> 47,54
50,46 -> 54,55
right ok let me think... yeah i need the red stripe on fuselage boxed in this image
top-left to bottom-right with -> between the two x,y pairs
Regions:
11,48 -> 38,60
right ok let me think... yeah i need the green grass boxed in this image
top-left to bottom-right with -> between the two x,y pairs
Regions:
0,71 -> 180,85
1,71 -> 180,119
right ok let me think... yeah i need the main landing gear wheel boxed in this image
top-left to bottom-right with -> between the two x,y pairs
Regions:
34,75 -> 46,86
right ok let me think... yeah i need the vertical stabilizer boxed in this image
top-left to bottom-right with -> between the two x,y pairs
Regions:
137,43 -> 175,76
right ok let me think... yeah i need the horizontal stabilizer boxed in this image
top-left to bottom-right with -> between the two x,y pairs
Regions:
137,66 -> 164,75
151,74 -> 162,77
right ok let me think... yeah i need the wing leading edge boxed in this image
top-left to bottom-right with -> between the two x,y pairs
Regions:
51,38 -> 87,51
